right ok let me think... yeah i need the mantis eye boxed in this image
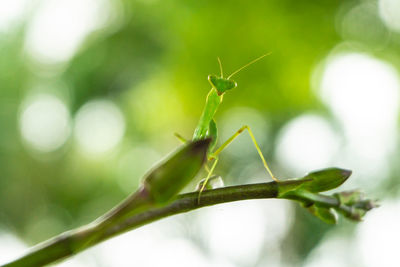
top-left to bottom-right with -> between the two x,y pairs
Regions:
208,75 -> 237,95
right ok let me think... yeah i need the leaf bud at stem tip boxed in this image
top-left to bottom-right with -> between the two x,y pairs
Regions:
142,139 -> 211,204
301,167 -> 352,193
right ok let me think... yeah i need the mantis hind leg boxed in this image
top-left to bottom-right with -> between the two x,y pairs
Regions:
209,125 -> 279,182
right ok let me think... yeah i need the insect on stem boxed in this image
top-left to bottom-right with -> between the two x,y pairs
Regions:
194,53 -> 277,201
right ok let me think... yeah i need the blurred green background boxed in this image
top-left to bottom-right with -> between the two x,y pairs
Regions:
1,0 -> 400,266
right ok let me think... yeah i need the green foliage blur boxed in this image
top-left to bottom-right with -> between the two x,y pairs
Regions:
1,0 -> 399,266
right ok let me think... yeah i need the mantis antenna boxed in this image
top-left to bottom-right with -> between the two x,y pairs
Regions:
217,57 -> 223,77
227,53 -> 271,79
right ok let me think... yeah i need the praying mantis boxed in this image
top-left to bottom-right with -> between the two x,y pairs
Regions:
175,54 -> 280,199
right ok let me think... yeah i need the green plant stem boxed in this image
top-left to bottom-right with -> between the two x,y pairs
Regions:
3,180 -> 350,267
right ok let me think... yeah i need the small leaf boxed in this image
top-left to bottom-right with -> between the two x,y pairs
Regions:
307,205 -> 338,224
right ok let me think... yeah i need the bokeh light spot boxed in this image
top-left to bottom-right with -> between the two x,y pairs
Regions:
355,199 -> 400,267
24,0 -> 111,64
276,114 -> 339,175
0,233 -> 27,265
19,94 -> 71,153
74,99 -> 125,156
304,235 -> 355,267
338,2 -> 389,49
379,0 -> 400,32
94,219 -> 215,267
320,53 -> 399,130
318,52 -> 399,187
0,0 -> 29,32
200,200 -> 292,266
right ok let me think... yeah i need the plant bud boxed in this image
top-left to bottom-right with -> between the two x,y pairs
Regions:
301,168 -> 352,193
143,139 -> 210,204
354,199 -> 379,211
342,208 -> 366,222
334,190 -> 363,205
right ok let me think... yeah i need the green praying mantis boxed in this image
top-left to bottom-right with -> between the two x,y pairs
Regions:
175,54 -> 280,199
142,53 -> 376,219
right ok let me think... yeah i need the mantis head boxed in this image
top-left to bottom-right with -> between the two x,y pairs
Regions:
208,75 -> 237,96
208,54 -> 269,96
